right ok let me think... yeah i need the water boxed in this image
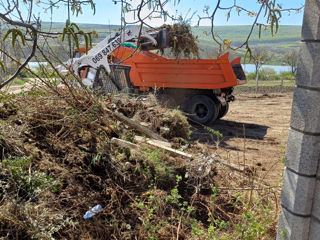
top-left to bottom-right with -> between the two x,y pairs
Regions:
28,62 -> 48,68
242,64 -> 291,73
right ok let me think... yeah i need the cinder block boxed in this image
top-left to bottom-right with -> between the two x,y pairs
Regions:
301,0 -> 320,40
277,207 -> 310,240
296,42 -> 320,89
309,217 -> 320,240
311,180 -> 320,220
290,87 -> 320,134
281,168 -> 316,216
285,129 -> 320,176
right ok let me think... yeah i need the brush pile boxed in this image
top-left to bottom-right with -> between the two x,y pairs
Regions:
0,87 -> 276,239
162,23 -> 199,58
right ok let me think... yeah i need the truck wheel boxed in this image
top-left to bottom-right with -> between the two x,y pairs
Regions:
217,102 -> 229,119
185,95 -> 219,124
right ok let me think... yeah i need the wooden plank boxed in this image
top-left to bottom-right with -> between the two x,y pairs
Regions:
110,138 -> 139,149
134,135 -> 193,159
134,135 -> 172,148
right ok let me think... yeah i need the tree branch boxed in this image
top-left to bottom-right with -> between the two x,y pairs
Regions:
0,30 -> 37,89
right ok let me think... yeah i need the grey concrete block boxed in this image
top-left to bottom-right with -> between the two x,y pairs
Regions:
296,42 -> 320,89
290,87 -> 320,134
281,168 -> 316,216
285,129 -> 320,176
301,0 -> 320,40
311,180 -> 320,220
309,217 -> 320,240
277,207 -> 310,240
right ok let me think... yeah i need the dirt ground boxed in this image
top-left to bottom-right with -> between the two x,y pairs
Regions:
192,93 -> 293,186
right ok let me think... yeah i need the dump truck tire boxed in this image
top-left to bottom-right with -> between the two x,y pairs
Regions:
185,95 -> 219,124
217,102 -> 229,119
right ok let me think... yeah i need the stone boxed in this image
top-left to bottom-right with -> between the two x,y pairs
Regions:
277,207 -> 310,240
281,168 -> 316,216
296,42 -> 320,89
285,129 -> 320,176
301,0 -> 320,40
311,180 -> 320,220
290,87 -> 320,134
309,217 -> 320,240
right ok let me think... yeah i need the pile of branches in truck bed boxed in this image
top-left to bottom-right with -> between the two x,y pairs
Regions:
0,87 -> 277,239
160,23 -> 199,59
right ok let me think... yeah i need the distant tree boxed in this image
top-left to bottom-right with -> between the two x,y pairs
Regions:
283,49 -> 299,74
250,47 -> 270,94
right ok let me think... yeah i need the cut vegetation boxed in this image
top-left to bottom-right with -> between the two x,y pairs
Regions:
0,86 -> 280,239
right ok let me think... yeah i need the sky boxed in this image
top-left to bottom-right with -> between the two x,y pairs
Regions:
19,0 -> 305,26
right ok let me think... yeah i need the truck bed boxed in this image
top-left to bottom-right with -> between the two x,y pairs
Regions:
112,46 -> 247,91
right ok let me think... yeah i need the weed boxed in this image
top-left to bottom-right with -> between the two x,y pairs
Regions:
143,148 -> 177,185
205,126 -> 223,146
1,156 -> 60,198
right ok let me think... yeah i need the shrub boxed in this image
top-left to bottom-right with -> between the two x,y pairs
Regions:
280,71 -> 295,80
259,68 -> 277,80
245,70 -> 295,81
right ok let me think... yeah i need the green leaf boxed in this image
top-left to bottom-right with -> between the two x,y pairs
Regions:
15,29 -> 26,46
84,34 -> 89,54
70,22 -> 80,31
243,47 -> 252,64
3,29 -> 13,41
69,28 -> 79,52
88,33 -> 92,47
62,27 -> 67,42
0,60 -> 5,72
12,31 -> 17,47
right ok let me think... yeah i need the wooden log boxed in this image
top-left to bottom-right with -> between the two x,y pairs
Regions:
113,112 -> 167,142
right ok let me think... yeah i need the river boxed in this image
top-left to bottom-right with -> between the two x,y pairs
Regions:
242,64 -> 291,73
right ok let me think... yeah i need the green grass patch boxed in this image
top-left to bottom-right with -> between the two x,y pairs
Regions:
13,78 -> 29,85
243,79 -> 295,87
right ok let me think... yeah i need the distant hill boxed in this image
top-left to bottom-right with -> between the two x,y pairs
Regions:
40,22 -> 302,64
42,22 -> 301,46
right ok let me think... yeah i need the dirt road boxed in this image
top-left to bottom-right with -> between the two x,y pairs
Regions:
192,93 -> 293,186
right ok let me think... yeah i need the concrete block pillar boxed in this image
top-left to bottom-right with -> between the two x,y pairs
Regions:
277,0 -> 320,239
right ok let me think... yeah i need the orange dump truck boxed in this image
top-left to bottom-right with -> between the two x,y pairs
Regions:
77,46 -> 246,124
110,46 -> 246,123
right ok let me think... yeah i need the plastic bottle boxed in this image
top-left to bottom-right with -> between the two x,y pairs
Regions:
83,204 -> 102,219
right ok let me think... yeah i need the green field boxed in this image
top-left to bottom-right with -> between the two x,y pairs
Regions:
243,79 -> 295,87
234,79 -> 295,94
